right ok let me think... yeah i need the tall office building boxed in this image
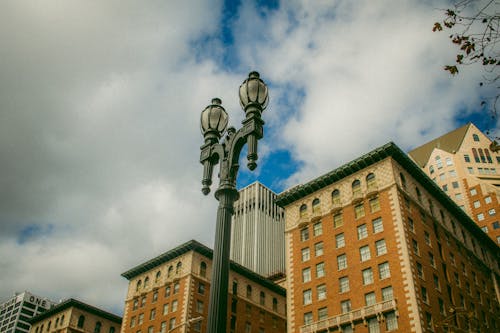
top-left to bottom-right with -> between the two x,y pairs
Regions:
276,142 -> 500,333
120,240 -> 286,333
409,123 -> 500,244
231,181 -> 285,277
0,291 -> 56,333
28,298 -> 122,333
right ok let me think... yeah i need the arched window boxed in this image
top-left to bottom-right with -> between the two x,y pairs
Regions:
331,189 -> 340,204
61,315 -> 65,325
144,276 -> 149,288
273,297 -> 278,311
55,318 -> 59,327
352,179 -> 361,196
168,266 -> 173,277
176,261 -> 182,274
155,270 -> 161,283
299,204 -> 307,218
40,325 -> 44,332
473,133 -> 480,141
200,261 -> 207,277
400,173 -> 407,189
260,291 -> 265,306
312,198 -> 321,213
478,148 -> 486,162
416,187 -> 422,203
366,173 -> 376,189
77,315 -> 85,328
109,327 -> 115,333
485,148 -> 492,163
472,148 -> 479,162
35,327 -> 39,333
47,321 -> 51,331
136,279 -> 142,291
94,321 -> 102,333
246,285 -> 252,298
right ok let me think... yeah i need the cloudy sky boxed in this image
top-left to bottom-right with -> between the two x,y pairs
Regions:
0,0 -> 496,315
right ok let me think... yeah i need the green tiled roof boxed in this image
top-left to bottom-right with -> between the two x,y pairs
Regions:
121,240 -> 286,296
29,298 -> 122,325
275,142 -> 500,256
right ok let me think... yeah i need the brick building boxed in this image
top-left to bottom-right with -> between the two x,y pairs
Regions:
120,240 -> 286,333
409,123 -> 500,244
28,298 -> 121,333
276,142 -> 500,333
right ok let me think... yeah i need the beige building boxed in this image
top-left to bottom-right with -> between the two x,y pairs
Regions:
276,142 -> 500,333
120,239 -> 286,333
409,123 -> 500,244
29,298 -> 122,333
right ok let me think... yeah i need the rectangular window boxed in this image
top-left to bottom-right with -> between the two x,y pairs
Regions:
313,221 -> 323,236
303,289 -> 312,305
357,224 -> 368,239
163,304 -> 169,315
412,239 -> 420,255
493,221 -> 500,229
446,157 -> 453,166
318,307 -> 328,320
477,213 -> 485,221
449,169 -> 456,176
489,208 -> 496,216
337,254 -> 347,270
340,299 -> 351,313
442,184 -> 448,192
317,284 -> 327,300
301,247 -> 310,262
464,154 -> 470,162
334,212 -> 343,228
485,196 -> 492,204
408,217 -> 414,232
150,308 -> 156,320
303,312 -> 313,325
314,242 -> 324,256
385,311 -> 398,331
473,200 -> 481,208
365,292 -> 376,306
470,188 -> 477,196
171,300 -> 178,312
416,262 -> 424,279
372,217 -> 383,233
362,268 -> 374,285
198,282 -> 205,295
196,300 -> 204,313
339,276 -> 350,293
300,228 -> 309,241
375,239 -> 387,256
360,245 -> 371,262
421,287 -> 428,304
439,173 -> 446,181
452,181 -> 459,188
429,252 -> 435,267
382,286 -> 394,301
369,197 -> 380,212
335,233 -> 345,248
433,274 -> 440,290
354,203 -> 365,219
455,193 -> 463,200
378,262 -> 390,279
368,317 -> 380,333
302,267 -> 311,283
316,262 -> 325,278
467,167 -> 474,174
169,318 -> 176,330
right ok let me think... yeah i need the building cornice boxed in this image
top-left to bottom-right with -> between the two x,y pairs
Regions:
275,142 -> 500,257
121,240 -> 286,296
28,298 -> 122,325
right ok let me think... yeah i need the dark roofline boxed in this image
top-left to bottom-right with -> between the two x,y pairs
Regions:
275,142 -> 500,257
121,240 -> 286,296
28,298 -> 122,325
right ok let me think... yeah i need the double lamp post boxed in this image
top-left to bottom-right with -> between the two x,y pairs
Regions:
199,72 -> 269,333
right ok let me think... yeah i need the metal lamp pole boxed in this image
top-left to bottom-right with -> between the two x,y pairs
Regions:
199,72 -> 268,333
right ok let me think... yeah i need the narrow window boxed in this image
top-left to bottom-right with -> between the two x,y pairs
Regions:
332,189 -> 340,204
312,198 -> 321,213
299,204 -> 307,218
77,315 -> 85,328
200,261 -> 207,277
352,179 -> 361,196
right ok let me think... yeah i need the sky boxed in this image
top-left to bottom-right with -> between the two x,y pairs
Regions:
0,0 -> 498,315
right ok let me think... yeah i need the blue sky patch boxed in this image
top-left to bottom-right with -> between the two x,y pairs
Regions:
17,224 -> 54,245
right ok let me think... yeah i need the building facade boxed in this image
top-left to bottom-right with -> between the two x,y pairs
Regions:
409,123 -> 500,244
120,240 -> 286,333
28,298 -> 122,333
0,291 -> 56,333
276,142 -> 500,333
231,181 -> 286,277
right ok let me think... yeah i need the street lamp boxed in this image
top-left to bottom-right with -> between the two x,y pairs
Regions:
199,71 -> 268,333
